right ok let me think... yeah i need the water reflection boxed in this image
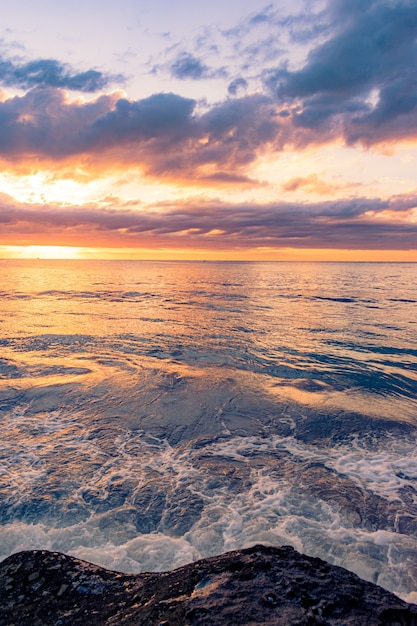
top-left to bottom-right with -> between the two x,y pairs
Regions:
0,260 -> 417,599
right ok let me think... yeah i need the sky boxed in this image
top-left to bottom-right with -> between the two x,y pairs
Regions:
0,0 -> 417,260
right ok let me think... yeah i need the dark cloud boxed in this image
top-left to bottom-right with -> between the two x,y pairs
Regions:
0,89 -> 196,160
199,172 -> 259,185
1,191 -> 416,251
0,57 -> 121,92
168,51 -> 226,81
170,52 -> 209,80
0,88 -> 285,180
86,92 -> 197,145
228,78 -> 248,96
264,0 -> 417,146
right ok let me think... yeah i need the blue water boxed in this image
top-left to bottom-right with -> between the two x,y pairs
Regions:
0,260 -> 416,600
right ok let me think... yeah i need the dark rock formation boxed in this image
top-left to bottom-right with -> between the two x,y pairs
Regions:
1,544 -> 417,625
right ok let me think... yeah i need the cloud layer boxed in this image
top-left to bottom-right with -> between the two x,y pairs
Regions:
1,191 -> 416,250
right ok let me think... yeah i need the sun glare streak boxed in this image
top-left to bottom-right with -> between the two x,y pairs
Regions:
15,246 -> 83,259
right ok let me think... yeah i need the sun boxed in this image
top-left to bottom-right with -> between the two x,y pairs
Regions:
20,246 -> 83,259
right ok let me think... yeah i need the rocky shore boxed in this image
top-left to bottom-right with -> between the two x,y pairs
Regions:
1,544 -> 417,625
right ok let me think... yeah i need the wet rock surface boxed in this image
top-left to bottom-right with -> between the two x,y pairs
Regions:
1,544 -> 417,625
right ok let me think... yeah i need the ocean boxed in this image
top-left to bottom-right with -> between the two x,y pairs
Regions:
0,260 -> 416,601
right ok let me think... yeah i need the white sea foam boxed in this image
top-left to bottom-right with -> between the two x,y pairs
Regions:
1,485 -> 416,600
1,405 -> 417,599
203,433 -> 417,501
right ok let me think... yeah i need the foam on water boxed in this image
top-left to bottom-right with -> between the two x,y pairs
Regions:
1,407 -> 417,598
212,433 -> 417,501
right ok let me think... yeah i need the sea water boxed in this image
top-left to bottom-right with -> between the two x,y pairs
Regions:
0,260 -> 416,601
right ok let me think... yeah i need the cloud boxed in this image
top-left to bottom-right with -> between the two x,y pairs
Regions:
86,92 -> 197,145
169,52 -> 225,80
264,0 -> 417,146
0,88 -> 285,182
151,51 -> 227,82
170,52 -> 208,80
228,78 -> 248,96
221,8 -> 286,74
221,3 -> 328,78
282,174 -> 362,195
152,1 -> 417,150
154,5 -> 290,92
0,57 -> 121,92
237,36 -> 284,66
0,0 -> 415,183
1,191 -> 416,251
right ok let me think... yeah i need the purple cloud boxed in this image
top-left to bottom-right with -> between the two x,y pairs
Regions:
264,0 -> 417,146
0,56 -> 121,92
1,192 -> 416,251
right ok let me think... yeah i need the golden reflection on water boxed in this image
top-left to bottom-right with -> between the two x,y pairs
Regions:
265,376 -> 417,423
1,259 -> 416,424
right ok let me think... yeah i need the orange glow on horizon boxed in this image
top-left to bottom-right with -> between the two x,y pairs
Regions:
1,246 -> 83,260
0,245 -> 416,262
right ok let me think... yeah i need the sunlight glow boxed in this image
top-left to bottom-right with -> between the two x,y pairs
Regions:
1,245 -> 416,262
16,246 -> 83,259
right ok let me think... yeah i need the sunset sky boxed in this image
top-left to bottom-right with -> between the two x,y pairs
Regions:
1,0 -> 417,260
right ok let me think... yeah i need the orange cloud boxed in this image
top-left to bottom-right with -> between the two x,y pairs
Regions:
282,174 -> 362,195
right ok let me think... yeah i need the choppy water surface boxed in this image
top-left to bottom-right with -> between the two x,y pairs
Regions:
1,260 -> 417,600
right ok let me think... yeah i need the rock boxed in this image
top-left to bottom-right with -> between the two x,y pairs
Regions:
0,544 -> 417,625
